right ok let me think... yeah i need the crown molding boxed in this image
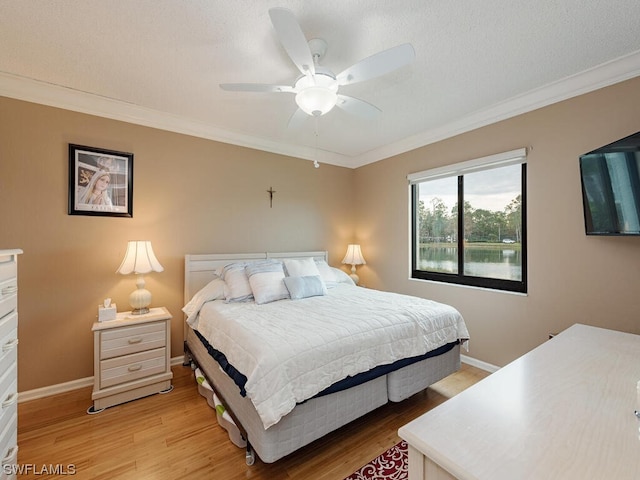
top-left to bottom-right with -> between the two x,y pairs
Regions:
2,50 -> 639,169
0,72 -> 354,168
352,50 -> 640,167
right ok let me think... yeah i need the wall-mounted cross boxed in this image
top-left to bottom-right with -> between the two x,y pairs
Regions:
267,186 -> 276,208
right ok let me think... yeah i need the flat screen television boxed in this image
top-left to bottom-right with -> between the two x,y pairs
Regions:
579,131 -> 640,235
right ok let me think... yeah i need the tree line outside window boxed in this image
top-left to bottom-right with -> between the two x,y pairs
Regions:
417,194 -> 522,244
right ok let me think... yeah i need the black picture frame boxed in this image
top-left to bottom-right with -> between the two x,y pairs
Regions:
68,144 -> 133,217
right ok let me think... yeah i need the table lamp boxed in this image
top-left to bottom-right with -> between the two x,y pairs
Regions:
342,244 -> 366,285
116,240 -> 164,315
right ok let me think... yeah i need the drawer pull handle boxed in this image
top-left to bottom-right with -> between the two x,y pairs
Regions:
128,337 -> 143,344
2,392 -> 17,408
128,364 -> 142,372
2,338 -> 18,352
2,445 -> 18,464
1,286 -> 17,295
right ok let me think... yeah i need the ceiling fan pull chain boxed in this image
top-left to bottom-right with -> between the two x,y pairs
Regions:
314,117 -> 320,169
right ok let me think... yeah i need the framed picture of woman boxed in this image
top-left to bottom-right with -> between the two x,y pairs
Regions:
68,144 -> 133,217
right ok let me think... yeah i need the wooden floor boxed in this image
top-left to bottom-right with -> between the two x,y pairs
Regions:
17,363 -> 489,480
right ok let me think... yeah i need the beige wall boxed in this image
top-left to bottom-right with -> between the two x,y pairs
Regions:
355,76 -> 640,367
0,97 -> 355,391
2,76 -> 640,392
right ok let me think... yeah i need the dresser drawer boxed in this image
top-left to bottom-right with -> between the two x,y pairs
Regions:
0,312 -> 17,348
0,384 -> 17,445
0,313 -> 17,388
0,365 -> 16,398
0,365 -> 16,446
0,294 -> 16,323
100,321 -> 166,360
0,347 -> 16,391
100,347 -> 166,389
0,258 -> 16,285
0,413 -> 17,479
0,278 -> 17,300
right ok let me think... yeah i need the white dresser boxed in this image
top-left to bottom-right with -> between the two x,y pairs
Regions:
0,249 -> 21,480
91,307 -> 173,412
399,324 -> 640,480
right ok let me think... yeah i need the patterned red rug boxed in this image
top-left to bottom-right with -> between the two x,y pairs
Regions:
344,440 -> 408,480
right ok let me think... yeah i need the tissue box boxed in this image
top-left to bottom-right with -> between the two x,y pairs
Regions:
98,304 -> 117,322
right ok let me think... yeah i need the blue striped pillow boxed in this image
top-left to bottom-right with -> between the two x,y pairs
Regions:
221,263 -> 253,303
245,260 -> 289,304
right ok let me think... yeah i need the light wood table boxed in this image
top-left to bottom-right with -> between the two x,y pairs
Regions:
399,324 -> 640,480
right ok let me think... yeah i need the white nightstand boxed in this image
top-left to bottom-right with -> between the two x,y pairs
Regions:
90,306 -> 173,413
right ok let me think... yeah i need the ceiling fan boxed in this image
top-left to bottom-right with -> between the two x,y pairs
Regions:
220,7 -> 415,123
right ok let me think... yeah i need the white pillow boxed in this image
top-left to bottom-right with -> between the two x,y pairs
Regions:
182,277 -> 226,327
331,267 -> 356,285
182,277 -> 224,328
283,257 -> 321,277
221,263 -> 254,303
245,260 -> 289,304
314,260 -> 338,288
284,275 -> 328,300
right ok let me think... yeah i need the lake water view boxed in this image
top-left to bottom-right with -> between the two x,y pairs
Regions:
418,244 -> 522,281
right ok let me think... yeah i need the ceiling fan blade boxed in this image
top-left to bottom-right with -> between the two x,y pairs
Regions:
336,95 -> 382,118
220,83 -> 295,93
287,108 -> 309,129
336,43 -> 415,86
268,7 -> 315,76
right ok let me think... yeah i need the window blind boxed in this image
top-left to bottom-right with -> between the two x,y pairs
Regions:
407,148 -> 527,184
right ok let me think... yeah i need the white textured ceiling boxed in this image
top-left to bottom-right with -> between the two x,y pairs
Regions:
1,1 -> 639,168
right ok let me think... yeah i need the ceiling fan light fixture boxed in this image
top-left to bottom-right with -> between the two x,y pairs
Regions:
295,86 -> 338,116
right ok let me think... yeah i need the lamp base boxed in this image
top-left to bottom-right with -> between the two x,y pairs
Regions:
129,276 -> 152,315
130,307 -> 150,315
349,265 -> 360,285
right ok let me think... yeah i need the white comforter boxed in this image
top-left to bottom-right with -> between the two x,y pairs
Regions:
194,284 -> 469,429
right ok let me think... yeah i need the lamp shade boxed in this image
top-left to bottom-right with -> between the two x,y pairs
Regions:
116,241 -> 164,275
342,244 -> 366,266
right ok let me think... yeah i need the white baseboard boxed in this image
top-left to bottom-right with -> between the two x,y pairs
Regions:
18,376 -> 94,403
18,356 -> 187,403
461,354 -> 500,373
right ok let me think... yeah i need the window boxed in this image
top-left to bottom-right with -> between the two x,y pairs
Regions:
409,149 -> 527,293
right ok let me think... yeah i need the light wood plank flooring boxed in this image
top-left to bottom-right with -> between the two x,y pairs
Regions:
18,363 -> 489,479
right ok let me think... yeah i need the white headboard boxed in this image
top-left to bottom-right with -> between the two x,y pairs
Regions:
183,251 -> 329,305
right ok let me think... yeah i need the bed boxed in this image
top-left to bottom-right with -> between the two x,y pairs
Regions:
182,251 -> 469,465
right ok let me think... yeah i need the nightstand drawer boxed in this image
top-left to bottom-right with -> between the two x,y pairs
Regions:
100,322 -> 166,359
100,347 -> 167,389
